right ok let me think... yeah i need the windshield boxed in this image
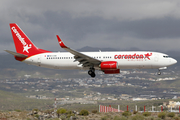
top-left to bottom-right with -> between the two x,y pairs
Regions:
163,55 -> 170,58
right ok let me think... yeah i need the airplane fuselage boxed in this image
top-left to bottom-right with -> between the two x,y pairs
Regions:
23,51 -> 176,70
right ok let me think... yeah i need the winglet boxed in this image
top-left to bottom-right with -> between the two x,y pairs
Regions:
56,35 -> 67,48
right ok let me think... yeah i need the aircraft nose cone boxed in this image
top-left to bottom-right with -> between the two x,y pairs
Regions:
171,58 -> 177,65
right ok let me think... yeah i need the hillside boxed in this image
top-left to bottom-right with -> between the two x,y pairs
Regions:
0,90 -> 53,111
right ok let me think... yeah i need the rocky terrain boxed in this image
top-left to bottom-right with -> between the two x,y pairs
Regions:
0,110 -> 180,120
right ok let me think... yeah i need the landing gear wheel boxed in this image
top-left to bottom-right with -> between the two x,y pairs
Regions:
88,67 -> 96,78
88,70 -> 92,75
91,72 -> 96,78
158,71 -> 161,75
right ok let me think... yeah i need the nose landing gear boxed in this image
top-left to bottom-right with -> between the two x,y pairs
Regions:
88,67 -> 96,78
157,67 -> 167,75
158,70 -> 161,75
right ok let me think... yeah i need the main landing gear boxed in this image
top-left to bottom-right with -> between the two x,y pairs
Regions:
88,67 -> 96,78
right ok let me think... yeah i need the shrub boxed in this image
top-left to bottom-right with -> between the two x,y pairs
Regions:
92,110 -> 98,114
57,108 -> 66,114
113,116 -> 121,120
150,117 -> 154,120
66,110 -> 72,114
118,116 -> 127,120
122,111 -> 131,117
33,108 -> 39,112
56,108 -> 67,118
60,115 -> 66,120
67,113 -> 75,118
14,109 -> 21,112
174,116 -> 179,120
104,113 -> 113,119
79,109 -> 89,116
44,109 -> 54,114
66,110 -> 75,118
133,110 -> 138,114
156,118 -> 161,120
158,112 -> 166,119
53,118 -> 60,120
131,115 -> 144,120
60,108 -> 67,114
101,116 -> 108,120
34,114 -> 39,119
143,112 -> 151,117
167,112 -> 175,118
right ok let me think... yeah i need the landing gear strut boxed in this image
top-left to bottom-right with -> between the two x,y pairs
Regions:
88,67 -> 96,78
157,67 -> 167,75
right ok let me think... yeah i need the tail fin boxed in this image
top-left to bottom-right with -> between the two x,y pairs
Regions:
9,23 -> 51,57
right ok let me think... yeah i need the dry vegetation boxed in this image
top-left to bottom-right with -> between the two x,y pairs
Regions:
0,110 -> 180,120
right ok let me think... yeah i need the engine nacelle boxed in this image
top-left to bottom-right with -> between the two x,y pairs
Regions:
100,61 -> 118,70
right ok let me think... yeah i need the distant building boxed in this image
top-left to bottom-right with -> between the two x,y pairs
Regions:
132,98 -> 148,101
120,94 -> 132,100
167,101 -> 180,108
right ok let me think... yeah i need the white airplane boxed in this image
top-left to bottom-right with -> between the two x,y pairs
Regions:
5,23 -> 177,78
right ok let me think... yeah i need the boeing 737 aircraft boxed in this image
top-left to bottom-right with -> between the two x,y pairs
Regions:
5,23 -> 177,77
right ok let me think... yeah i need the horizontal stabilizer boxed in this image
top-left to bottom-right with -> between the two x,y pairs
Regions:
4,50 -> 28,58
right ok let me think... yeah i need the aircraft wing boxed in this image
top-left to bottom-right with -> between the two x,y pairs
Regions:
56,35 -> 101,67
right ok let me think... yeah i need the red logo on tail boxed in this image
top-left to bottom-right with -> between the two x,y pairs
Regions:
23,44 -> 32,53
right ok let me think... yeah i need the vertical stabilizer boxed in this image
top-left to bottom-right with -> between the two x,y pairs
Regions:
9,23 -> 50,57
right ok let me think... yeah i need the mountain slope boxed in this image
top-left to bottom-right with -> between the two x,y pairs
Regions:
0,90 -> 53,110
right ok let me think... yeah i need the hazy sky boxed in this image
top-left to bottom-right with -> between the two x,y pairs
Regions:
1,0 -> 180,53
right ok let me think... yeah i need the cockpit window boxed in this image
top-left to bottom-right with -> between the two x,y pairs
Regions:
163,56 -> 170,58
